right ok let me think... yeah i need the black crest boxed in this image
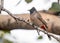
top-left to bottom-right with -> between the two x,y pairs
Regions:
29,7 -> 37,14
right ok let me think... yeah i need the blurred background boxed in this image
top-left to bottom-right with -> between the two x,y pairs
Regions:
2,0 -> 57,14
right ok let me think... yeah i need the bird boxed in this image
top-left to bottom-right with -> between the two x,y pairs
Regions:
29,7 -> 43,28
29,7 -> 51,40
29,7 -> 37,14
29,7 -> 47,30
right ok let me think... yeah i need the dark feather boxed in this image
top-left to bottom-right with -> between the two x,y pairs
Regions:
29,7 -> 36,14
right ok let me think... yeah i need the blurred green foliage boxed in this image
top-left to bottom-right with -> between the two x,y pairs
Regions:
0,31 -> 11,43
0,30 -> 10,38
49,2 -> 60,12
3,39 -> 13,43
38,35 -> 43,39
3,30 -> 10,33
0,31 -> 5,38
25,0 -> 33,3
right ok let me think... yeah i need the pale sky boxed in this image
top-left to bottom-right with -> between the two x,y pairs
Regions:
2,0 -> 57,14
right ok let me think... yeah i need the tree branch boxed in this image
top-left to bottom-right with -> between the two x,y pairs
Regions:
14,16 -> 60,42
1,10 -> 59,42
19,18 -> 60,42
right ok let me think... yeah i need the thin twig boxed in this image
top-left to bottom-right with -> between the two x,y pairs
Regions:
38,28 -> 60,42
22,19 -> 60,42
20,18 -> 60,42
2,8 -> 18,23
0,0 -> 4,13
16,0 -> 22,6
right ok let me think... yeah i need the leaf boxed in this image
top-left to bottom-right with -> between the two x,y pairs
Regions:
25,0 -> 33,3
38,35 -> 43,39
3,30 -> 10,33
0,30 -> 10,38
3,39 -> 13,43
0,31 -> 5,38
49,2 -> 60,12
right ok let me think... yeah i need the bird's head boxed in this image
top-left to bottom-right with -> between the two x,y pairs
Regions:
28,7 -> 37,14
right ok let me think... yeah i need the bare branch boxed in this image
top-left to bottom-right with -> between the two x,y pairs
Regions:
16,0 -> 22,6
0,0 -> 4,13
3,13 -> 60,42
2,8 -> 16,19
19,18 -> 60,42
25,20 -> 60,42
2,8 -> 19,24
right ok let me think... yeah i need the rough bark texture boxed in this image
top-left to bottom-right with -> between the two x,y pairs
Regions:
0,11 -> 60,42
0,11 -> 60,35
0,14 -> 34,30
